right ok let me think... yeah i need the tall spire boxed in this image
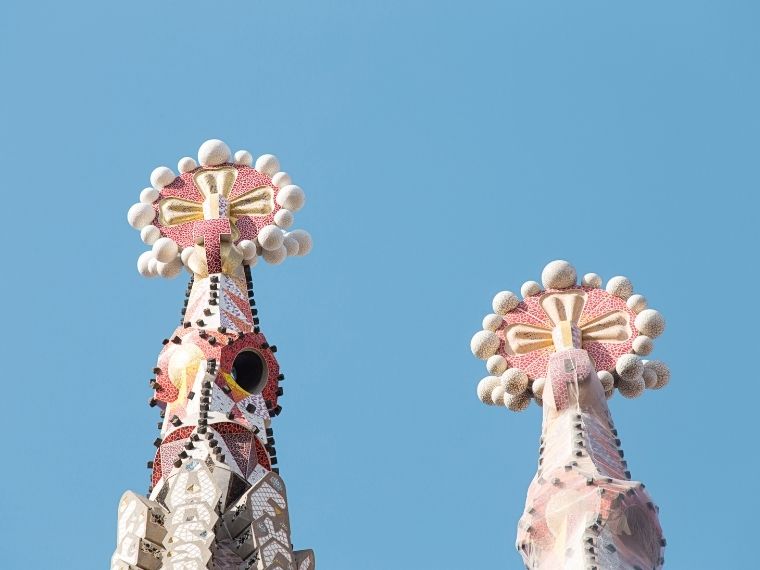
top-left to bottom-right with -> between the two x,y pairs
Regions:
114,139 -> 314,570
471,260 -> 668,569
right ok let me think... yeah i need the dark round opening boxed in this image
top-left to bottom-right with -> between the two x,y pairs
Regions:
231,350 -> 267,394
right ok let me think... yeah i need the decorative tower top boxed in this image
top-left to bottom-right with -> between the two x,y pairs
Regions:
471,259 -> 669,411
113,140 -> 315,570
127,138 -> 312,281
470,260 -> 668,570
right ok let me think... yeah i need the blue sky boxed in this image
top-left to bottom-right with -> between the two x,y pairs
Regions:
1,1 -> 757,568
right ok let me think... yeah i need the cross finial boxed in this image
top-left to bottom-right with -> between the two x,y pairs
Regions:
127,139 -> 313,279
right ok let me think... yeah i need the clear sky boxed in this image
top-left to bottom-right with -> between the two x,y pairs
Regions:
1,1 -> 757,568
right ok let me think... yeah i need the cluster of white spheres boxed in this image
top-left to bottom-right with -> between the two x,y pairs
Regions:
129,139 -> 313,277
476,371 -> 534,412
471,259 -> 671,406
477,376 -> 500,405
136,248 -> 182,279
602,355 -> 670,399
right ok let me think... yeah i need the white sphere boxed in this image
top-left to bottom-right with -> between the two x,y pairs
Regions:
521,281 -> 542,298
150,166 -> 176,189
257,225 -> 285,251
140,225 -> 161,245
582,273 -> 602,288
180,246 -> 195,265
482,313 -> 503,332
271,171 -> 292,187
127,203 -> 155,229
157,257 -> 182,278
177,157 -> 197,173
477,376 -> 501,405
486,354 -> 508,375
627,294 -> 648,313
531,377 -> 546,399
244,254 -> 258,267
501,368 -> 529,395
288,230 -> 312,256
276,185 -> 305,212
504,390 -> 531,412
255,154 -> 280,176
492,291 -> 519,315
598,370 -> 614,392
262,245 -> 287,265
635,309 -> 666,339
137,251 -> 154,277
645,360 -> 670,389
541,260 -> 577,289
632,335 -> 653,356
491,385 -> 506,407
140,187 -> 159,204
147,257 -> 159,276
238,240 -> 258,260
283,236 -> 300,257
152,237 -> 179,263
642,367 -> 658,389
606,276 -> 633,300
187,248 -> 206,273
616,354 -> 643,381
234,150 -> 253,166
274,209 -> 294,229
470,330 -> 500,360
618,374 -> 645,398
198,139 -> 231,166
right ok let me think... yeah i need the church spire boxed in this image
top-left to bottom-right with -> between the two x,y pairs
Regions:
113,139 -> 315,570
471,260 -> 668,569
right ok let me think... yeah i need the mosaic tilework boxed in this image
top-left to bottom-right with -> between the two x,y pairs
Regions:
116,142 -> 313,569
472,261 -> 667,570
151,326 -> 280,409
499,288 -> 638,379
192,218 -> 231,274
515,348 -> 664,569
153,165 -> 281,248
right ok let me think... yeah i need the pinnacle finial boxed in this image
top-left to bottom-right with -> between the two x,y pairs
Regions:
470,259 -> 669,409
127,138 -> 312,279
